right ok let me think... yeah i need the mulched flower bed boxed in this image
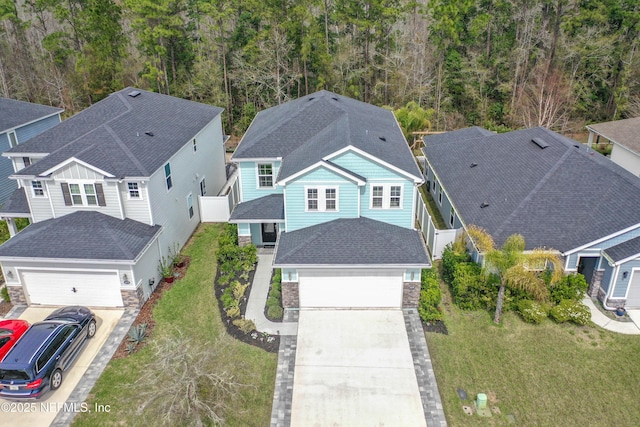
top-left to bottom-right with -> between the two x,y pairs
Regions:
0,300 -> 12,318
422,320 -> 448,334
214,268 -> 279,353
112,257 -> 191,360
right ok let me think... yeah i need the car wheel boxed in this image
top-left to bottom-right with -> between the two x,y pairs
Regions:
51,369 -> 63,390
87,320 -> 97,338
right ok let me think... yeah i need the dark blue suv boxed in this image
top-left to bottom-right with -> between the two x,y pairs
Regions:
0,306 -> 96,399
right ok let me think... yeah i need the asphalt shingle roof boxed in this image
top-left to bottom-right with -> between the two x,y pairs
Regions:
274,217 -> 430,266
0,211 -> 161,260
0,188 -> 30,216
423,127 -> 640,253
423,126 -> 493,145
232,91 -> 421,181
229,194 -> 284,221
588,117 -> 640,155
0,98 -> 62,133
603,236 -> 640,263
9,88 -> 223,178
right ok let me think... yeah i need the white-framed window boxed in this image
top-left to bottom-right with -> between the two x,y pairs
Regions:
31,180 -> 45,197
305,186 -> 339,212
164,163 -> 172,190
23,157 -> 31,167
70,183 -> 97,205
432,179 -> 436,191
450,207 -> 455,227
8,131 -> 18,148
257,163 -> 273,188
193,138 -> 197,152
127,182 -> 140,199
438,186 -> 443,204
370,184 -> 403,209
187,193 -> 194,219
199,178 -> 206,196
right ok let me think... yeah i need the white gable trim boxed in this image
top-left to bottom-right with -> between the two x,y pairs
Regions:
3,152 -> 50,158
277,160 -> 366,185
324,145 -> 423,183
563,223 -> 640,256
40,157 -> 115,178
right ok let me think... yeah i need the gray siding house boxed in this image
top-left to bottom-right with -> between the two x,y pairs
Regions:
0,98 -> 62,205
423,126 -> 640,310
0,88 -> 226,308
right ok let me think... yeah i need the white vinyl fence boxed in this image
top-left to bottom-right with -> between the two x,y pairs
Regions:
416,195 -> 459,260
199,171 -> 240,222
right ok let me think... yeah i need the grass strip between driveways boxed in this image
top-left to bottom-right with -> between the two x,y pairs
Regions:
426,274 -> 640,426
72,223 -> 277,427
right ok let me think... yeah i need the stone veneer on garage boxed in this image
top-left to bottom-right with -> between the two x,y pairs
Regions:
6,285 -> 27,305
120,288 -> 144,309
402,281 -> 420,307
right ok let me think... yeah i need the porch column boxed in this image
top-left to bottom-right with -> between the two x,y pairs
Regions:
587,131 -> 594,148
5,218 -> 17,238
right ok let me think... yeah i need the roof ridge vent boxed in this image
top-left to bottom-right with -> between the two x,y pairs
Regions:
128,90 -> 141,98
470,162 -> 478,168
480,202 -> 489,208
531,137 -> 550,149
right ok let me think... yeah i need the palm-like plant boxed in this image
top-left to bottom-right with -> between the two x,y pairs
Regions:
466,225 -> 564,324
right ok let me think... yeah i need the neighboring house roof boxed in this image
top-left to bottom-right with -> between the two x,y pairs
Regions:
423,126 -> 493,145
603,236 -> 640,264
587,117 -> 640,155
232,90 -> 421,181
229,194 -> 284,222
0,211 -> 161,261
0,188 -> 30,217
0,98 -> 62,133
7,88 -> 223,179
424,126 -> 640,253
274,217 -> 430,267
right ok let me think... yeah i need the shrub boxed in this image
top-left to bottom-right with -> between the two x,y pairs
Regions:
550,273 -> 589,303
128,323 -> 148,345
226,305 -> 240,319
272,268 -> 282,285
550,299 -> 591,325
267,305 -> 284,319
1,286 -> 9,302
221,287 -> 236,309
232,281 -> 249,301
233,318 -> 256,334
418,269 -> 443,322
441,243 -> 472,285
517,300 -> 548,324
451,262 -> 499,310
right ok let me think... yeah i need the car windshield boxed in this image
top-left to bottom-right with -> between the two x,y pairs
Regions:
0,369 -> 30,381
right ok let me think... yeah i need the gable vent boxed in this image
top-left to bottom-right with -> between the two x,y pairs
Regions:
480,202 -> 489,208
531,137 -> 550,149
470,162 -> 478,168
144,131 -> 154,136
128,90 -> 141,98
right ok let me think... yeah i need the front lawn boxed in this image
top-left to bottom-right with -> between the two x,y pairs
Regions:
73,224 -> 277,427
427,290 -> 640,425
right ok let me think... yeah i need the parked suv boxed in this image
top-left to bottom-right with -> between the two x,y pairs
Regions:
0,306 -> 96,399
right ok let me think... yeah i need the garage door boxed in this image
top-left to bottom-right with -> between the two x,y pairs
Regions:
298,270 -> 403,308
626,270 -> 640,308
21,270 -> 124,307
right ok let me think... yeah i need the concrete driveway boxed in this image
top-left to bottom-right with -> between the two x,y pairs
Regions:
2,307 -> 123,427
291,310 -> 427,427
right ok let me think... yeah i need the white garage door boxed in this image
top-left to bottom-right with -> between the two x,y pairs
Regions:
626,270 -> 640,308
298,269 -> 403,308
21,270 -> 123,307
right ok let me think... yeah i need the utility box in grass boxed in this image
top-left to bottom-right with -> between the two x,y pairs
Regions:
476,393 -> 487,409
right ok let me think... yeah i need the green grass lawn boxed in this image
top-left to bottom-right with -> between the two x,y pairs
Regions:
427,282 -> 640,426
73,223 -> 277,427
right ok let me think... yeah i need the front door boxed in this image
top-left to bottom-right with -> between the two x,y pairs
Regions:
261,223 -> 277,244
577,256 -> 598,285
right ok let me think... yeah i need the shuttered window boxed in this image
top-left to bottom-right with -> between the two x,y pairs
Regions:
61,183 -> 106,206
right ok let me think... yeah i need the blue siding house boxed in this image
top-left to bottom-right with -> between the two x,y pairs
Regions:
230,91 -> 430,309
423,126 -> 640,310
0,98 -> 62,205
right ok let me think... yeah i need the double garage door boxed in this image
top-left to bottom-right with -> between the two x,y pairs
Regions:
298,269 -> 403,308
626,271 -> 640,308
21,270 -> 124,307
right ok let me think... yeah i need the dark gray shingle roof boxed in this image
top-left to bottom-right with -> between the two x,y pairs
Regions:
423,126 -> 493,145
0,98 -> 62,133
588,117 -> 640,155
229,194 -> 284,221
9,88 -> 223,178
603,236 -> 640,263
424,127 -> 640,252
0,211 -> 161,260
0,188 -> 30,216
232,91 -> 421,181
274,217 -> 430,266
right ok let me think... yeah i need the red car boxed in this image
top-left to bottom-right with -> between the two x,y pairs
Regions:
0,319 -> 30,361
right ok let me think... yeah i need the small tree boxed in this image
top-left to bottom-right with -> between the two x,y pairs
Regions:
466,225 -> 564,324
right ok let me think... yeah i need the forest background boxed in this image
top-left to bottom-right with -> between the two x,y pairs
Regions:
0,0 -> 638,136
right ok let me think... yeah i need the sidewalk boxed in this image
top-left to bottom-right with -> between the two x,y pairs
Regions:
245,252 -> 298,336
583,297 -> 640,335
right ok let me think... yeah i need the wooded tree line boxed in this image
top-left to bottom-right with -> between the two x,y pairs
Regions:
1,0 -> 638,135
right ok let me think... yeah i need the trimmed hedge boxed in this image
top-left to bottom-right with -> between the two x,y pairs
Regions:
418,268 -> 443,322
517,300 -> 548,324
550,299 -> 591,325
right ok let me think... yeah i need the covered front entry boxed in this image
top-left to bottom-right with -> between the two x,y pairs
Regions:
298,269 -> 403,308
20,270 -> 124,307
578,256 -> 599,285
626,270 -> 640,308
261,223 -> 278,244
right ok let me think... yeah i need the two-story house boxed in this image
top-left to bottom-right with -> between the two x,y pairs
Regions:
0,98 -> 63,205
423,126 -> 640,310
0,88 -> 226,308
230,91 -> 430,309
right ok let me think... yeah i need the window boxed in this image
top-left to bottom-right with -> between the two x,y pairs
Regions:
62,182 -> 104,206
438,186 -> 443,204
32,181 -> 45,197
258,163 -> 273,188
193,138 -> 197,152
307,188 -> 318,210
370,184 -> 402,209
127,182 -> 140,198
450,207 -> 455,227
187,193 -> 194,219
164,163 -> 172,190
432,180 -> 436,191
23,157 -> 31,167
325,188 -> 336,211
199,178 -> 206,196
8,131 -> 17,148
